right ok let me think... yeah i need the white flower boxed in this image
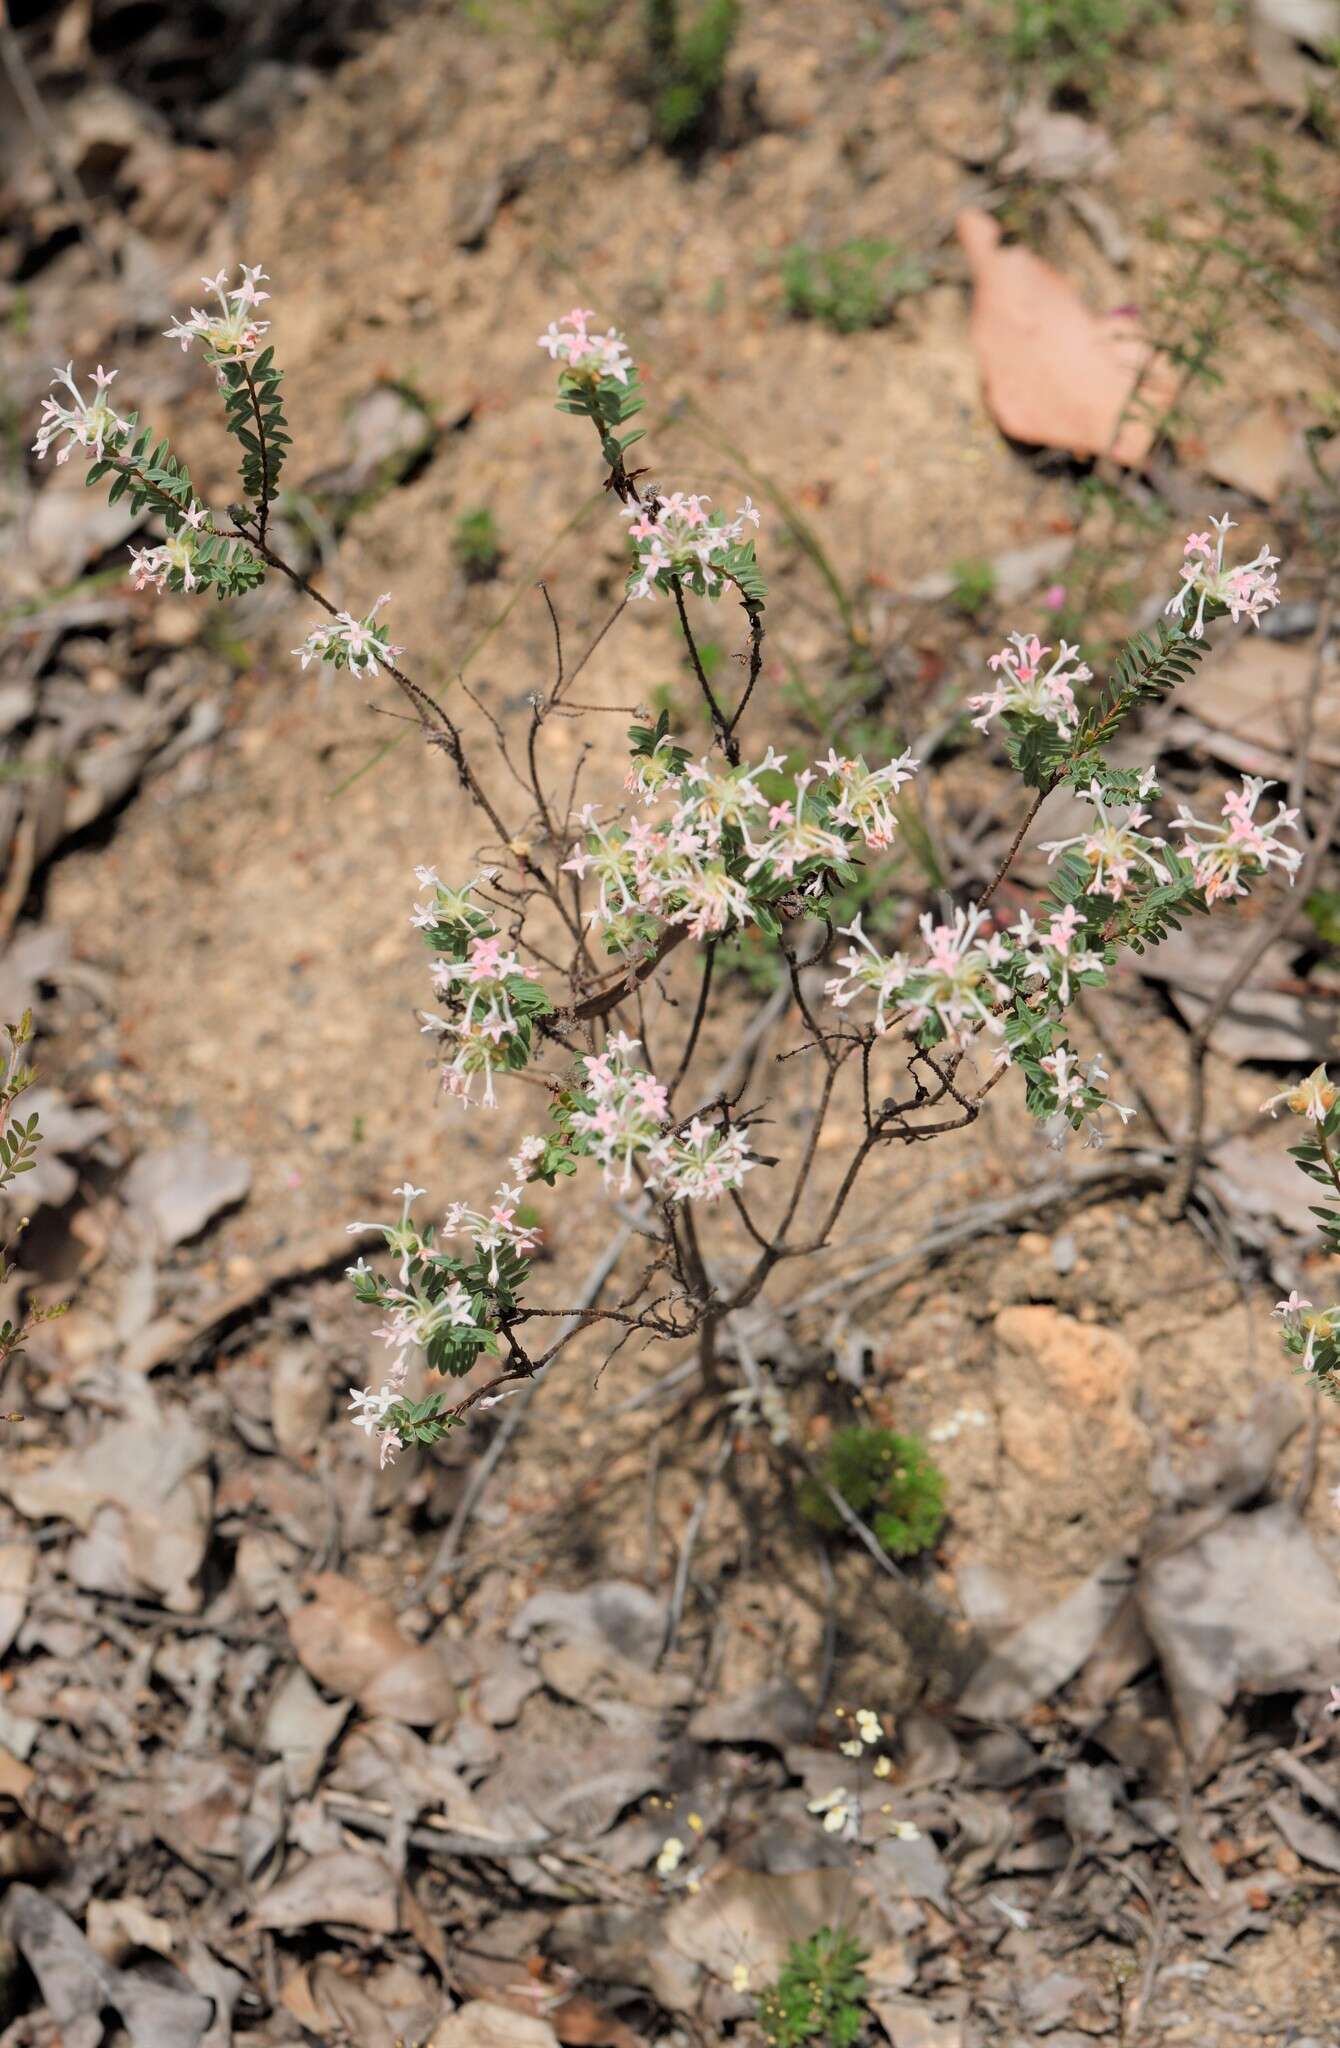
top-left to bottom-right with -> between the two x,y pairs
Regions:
293,594 -> 403,680
807,1788 -> 859,1839
33,361 -> 130,465
656,1836 -> 685,1875
347,1385 -> 390,1436
1039,778 -> 1168,901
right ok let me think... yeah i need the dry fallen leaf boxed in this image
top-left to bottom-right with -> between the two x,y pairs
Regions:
957,208 -> 1175,466
263,1665 -> 351,1796
664,1866 -> 889,1984
0,1540 -> 35,1656
251,1847 -> 400,1935
281,1957 -> 443,2048
998,100 -> 1116,184
1140,1501 -> 1340,1764
288,1573 -> 457,1727
84,1898 -> 177,1966
122,1136 -> 252,1249
3,1391 -> 210,1612
1249,0 -> 1340,107
1174,633 -> 1340,774
430,2004 -> 562,2048
2,1885 -> 215,2048
957,1555 -> 1134,1720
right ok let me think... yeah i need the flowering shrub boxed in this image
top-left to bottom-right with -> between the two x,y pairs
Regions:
37,279 -> 1310,1476
1264,1067 -> 1340,1394
0,1015 -> 65,1382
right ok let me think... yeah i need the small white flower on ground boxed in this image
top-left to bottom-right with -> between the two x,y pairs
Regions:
807,1787 -> 859,1838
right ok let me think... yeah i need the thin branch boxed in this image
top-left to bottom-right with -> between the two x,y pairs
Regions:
672,577 -> 738,764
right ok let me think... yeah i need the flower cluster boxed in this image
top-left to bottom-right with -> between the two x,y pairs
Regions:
1174,775 -> 1302,903
1165,513 -> 1280,639
1010,901 -> 1086,1007
293,593 -> 403,680
565,739 -> 917,955
164,264 -> 271,363
568,1034 -> 755,1202
1274,1291 -> 1340,1382
412,867 -> 551,1109
897,904 -> 1014,1045
128,501 -> 209,594
1039,773 -> 1169,900
968,632 -> 1092,739
623,491 -> 762,602
33,362 -> 130,466
820,747 -> 920,851
537,307 -> 634,386
824,915 -> 909,1034
346,1176 -> 539,1462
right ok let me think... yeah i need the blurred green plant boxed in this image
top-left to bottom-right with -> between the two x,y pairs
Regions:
454,506 -> 505,582
799,1425 -> 947,1558
1305,890 -> 1340,952
757,1926 -> 870,2046
949,557 -> 997,617
780,238 -> 930,334
1000,0 -> 1169,103
639,0 -> 740,152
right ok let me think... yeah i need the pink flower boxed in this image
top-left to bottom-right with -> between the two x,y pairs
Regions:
1176,776 -> 1301,903
1042,583 -> 1067,611
1165,512 -> 1280,638
164,263 -> 270,360
1040,775 -> 1169,901
968,632 -> 1090,739
293,593 -> 403,679
896,903 -> 1013,1046
33,362 -> 130,465
537,308 -> 633,385
622,492 -> 761,602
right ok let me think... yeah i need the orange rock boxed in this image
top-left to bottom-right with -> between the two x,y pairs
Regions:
992,1304 -> 1151,1562
957,208 -> 1176,468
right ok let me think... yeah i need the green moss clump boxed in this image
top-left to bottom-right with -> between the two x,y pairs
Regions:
798,1425 -> 946,1559
756,1926 -> 869,2046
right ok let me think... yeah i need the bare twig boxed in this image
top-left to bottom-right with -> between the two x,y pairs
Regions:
658,1424 -> 734,1665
